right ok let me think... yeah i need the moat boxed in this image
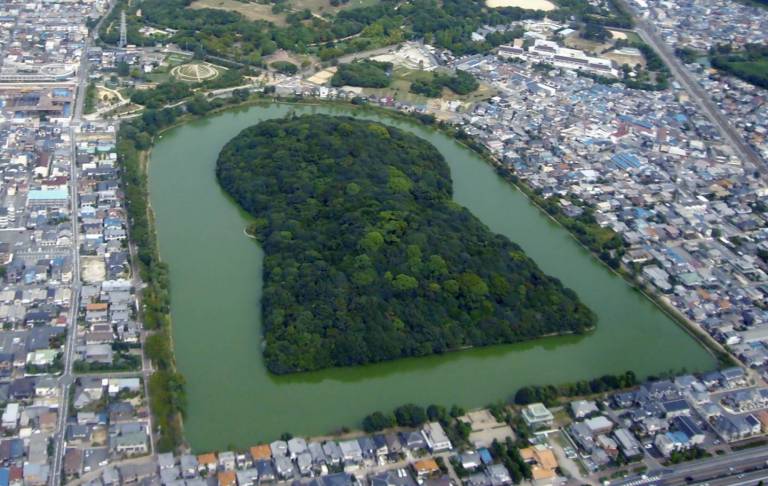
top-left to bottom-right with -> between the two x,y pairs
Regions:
148,102 -> 716,451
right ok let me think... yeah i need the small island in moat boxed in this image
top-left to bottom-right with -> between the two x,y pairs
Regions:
215,114 -> 597,374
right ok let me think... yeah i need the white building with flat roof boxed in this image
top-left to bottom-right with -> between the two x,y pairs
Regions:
422,422 -> 452,452
522,403 -> 554,427
499,39 -> 619,78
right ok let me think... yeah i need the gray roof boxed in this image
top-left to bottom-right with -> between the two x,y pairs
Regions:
158,452 -> 175,469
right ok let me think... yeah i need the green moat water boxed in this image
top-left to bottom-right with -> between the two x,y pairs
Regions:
148,103 -> 716,451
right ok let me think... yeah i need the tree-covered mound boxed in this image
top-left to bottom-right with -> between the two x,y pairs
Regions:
216,114 -> 596,374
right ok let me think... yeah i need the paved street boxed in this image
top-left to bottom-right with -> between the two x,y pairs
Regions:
613,445 -> 768,486
49,5 -> 116,484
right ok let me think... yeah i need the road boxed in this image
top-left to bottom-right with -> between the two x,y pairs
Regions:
123,183 -> 155,455
627,12 -> 765,173
546,432 -> 595,485
611,445 -> 768,486
49,4 -> 117,484
692,468 -> 768,486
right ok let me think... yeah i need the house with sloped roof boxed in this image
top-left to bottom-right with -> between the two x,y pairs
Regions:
255,459 -> 275,481
370,468 -> 417,486
339,439 -> 362,464
323,441 -> 343,465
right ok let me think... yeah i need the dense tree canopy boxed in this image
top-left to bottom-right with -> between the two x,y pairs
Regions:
710,43 -> 768,89
271,61 -> 299,75
410,70 -> 479,97
103,0 -> 633,63
331,61 -> 393,88
216,115 -> 595,374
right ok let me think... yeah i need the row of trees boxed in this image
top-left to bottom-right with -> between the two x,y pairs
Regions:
362,403 -> 468,432
490,438 -> 532,484
506,176 -> 626,269
514,371 -> 638,405
118,82 -> 258,451
119,107 -> 189,452
362,403 -> 472,449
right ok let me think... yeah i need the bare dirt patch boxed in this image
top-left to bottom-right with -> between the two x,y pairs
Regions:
460,410 -> 515,448
608,30 -> 628,40
81,256 -> 106,284
307,67 -> 337,84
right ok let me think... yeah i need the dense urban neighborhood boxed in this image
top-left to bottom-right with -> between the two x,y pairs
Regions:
1,0 -> 768,484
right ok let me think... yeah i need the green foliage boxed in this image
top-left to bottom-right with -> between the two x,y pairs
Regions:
509,180 -> 626,268
711,43 -> 768,89
491,438 -> 532,483
667,446 -> 709,464
675,46 -> 703,64
200,68 -> 246,90
117,61 -> 131,77
331,61 -> 393,88
427,404 -> 448,423
117,110 -> 190,451
104,0 -> 639,65
362,411 -> 395,432
130,81 -> 192,108
146,332 -> 173,369
579,0 -> 634,28
84,83 -> 97,114
514,370 -> 638,405
216,115 -> 595,373
581,23 -> 611,41
26,353 -> 63,375
394,403 -> 428,427
410,70 -> 479,97
104,0 -> 552,62
271,61 -> 299,75
150,370 -> 187,452
409,79 -> 443,97
576,39 -> 670,91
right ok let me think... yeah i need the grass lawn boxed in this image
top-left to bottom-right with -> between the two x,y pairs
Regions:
564,35 -> 611,55
189,0 -> 288,25
166,53 -> 193,66
726,59 -> 768,78
144,71 -> 171,84
553,408 -> 572,426
624,31 -> 642,44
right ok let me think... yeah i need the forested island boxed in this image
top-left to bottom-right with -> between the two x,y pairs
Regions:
216,114 -> 596,374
